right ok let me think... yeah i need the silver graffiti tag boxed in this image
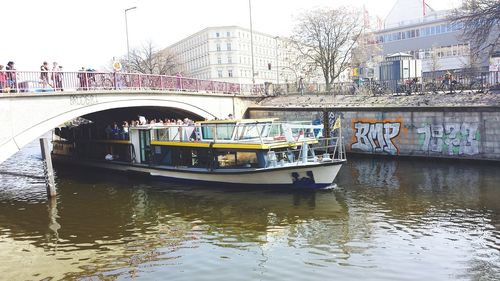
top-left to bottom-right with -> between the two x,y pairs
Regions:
69,95 -> 98,106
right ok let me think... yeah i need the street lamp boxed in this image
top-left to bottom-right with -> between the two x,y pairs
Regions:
249,0 -> 255,85
274,36 -> 279,85
125,6 -> 137,72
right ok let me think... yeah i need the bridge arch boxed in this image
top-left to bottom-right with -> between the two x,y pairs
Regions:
1,91 -> 251,164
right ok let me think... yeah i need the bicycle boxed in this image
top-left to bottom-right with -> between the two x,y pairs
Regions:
397,78 -> 421,95
369,81 -> 393,95
87,72 -> 114,90
424,79 -> 464,94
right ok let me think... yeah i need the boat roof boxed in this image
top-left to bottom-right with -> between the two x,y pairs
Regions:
196,118 -> 278,124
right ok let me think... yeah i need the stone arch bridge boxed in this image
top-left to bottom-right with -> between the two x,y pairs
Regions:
0,90 -> 257,164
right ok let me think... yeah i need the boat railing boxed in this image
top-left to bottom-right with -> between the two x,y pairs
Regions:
148,121 -> 323,144
266,136 -> 346,167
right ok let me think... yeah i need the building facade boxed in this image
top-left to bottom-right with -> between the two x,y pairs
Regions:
164,26 -> 300,85
372,0 -> 485,77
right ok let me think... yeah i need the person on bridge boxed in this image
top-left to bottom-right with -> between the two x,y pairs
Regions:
6,61 -> 16,92
0,65 -> 6,92
51,62 -> 63,91
176,72 -> 182,90
77,67 -> 87,90
298,77 -> 305,96
40,62 -> 49,88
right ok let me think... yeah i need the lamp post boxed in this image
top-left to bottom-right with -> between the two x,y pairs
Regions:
274,36 -> 279,85
249,0 -> 255,85
125,6 -> 137,73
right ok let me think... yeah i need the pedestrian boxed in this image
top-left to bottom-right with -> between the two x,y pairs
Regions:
0,65 -> 6,92
176,72 -> 182,91
57,66 -> 64,91
77,67 -> 87,90
6,61 -> 16,92
51,62 -> 60,91
298,77 -> 305,95
40,61 -> 49,88
443,70 -> 453,94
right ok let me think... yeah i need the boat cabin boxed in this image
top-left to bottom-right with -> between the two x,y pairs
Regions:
53,119 -> 330,171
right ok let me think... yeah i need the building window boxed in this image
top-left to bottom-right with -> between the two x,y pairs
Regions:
228,56 -> 232,64
227,31 -> 231,37
216,43 -> 221,51
227,43 -> 232,51
217,57 -> 222,64
228,69 -> 233,77
218,70 -> 223,78
216,32 -> 220,38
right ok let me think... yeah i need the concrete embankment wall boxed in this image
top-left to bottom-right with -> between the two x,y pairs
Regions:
248,107 -> 500,161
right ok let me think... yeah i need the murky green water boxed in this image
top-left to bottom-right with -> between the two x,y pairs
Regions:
0,140 -> 499,280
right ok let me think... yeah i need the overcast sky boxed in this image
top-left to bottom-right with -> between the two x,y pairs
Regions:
2,0 -> 460,71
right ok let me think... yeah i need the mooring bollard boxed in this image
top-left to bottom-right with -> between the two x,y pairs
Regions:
39,138 -> 56,198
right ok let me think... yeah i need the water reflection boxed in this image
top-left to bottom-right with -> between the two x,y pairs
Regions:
0,147 -> 498,280
339,156 -> 500,281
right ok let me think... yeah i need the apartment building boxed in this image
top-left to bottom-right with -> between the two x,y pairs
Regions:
164,26 -> 299,84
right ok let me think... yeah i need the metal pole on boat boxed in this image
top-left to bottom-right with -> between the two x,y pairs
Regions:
40,138 -> 56,198
302,140 -> 308,163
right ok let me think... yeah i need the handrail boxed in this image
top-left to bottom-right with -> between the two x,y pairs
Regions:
147,121 -> 323,145
1,70 -> 497,96
0,70 -> 247,95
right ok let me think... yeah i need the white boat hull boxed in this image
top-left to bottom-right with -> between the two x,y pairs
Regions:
54,156 -> 344,189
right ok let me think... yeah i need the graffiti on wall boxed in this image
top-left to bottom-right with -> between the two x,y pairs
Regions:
416,122 -> 480,155
351,120 -> 402,155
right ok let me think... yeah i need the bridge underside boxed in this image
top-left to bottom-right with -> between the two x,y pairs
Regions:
82,106 -> 204,124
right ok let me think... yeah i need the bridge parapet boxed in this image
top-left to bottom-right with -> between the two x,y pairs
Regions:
1,70 -> 266,95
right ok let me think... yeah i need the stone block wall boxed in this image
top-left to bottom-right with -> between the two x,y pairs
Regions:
248,107 -> 500,161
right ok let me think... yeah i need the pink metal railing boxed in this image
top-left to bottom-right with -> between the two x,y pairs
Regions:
0,70 -> 252,95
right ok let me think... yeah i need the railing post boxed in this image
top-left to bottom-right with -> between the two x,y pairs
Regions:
40,138 -> 56,198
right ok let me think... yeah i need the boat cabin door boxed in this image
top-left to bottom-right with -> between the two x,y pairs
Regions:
138,130 -> 151,163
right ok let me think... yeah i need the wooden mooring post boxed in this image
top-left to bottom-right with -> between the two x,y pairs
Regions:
40,138 -> 56,198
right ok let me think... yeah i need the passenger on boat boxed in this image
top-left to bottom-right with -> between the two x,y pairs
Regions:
138,115 -> 147,125
122,121 -> 129,140
104,125 -> 112,139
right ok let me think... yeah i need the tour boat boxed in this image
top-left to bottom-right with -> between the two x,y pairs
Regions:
52,119 -> 346,188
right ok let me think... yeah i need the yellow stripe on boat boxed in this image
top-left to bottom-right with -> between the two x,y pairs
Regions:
151,140 -> 318,150
79,139 -> 131,144
151,141 -> 211,148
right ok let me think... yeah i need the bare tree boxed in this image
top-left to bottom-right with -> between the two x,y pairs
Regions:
124,40 -> 179,75
280,38 -> 317,84
450,0 -> 500,55
291,7 -> 363,92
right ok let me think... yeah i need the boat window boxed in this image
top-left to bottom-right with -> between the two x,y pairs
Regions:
151,147 -> 209,168
201,125 -> 215,140
236,152 -> 258,166
217,152 -> 236,167
216,124 -> 235,140
236,124 -> 267,140
216,151 -> 258,168
268,124 -> 281,138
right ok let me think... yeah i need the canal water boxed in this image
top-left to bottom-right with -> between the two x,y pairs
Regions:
0,139 -> 498,280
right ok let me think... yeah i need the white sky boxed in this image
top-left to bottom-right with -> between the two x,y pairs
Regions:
2,0 -> 460,71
